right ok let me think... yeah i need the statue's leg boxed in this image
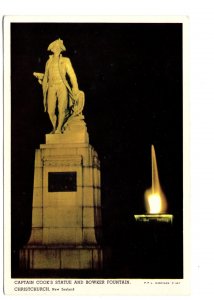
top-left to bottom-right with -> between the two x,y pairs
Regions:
55,84 -> 68,134
47,86 -> 57,133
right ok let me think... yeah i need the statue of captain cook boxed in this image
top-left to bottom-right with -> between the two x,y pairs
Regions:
34,38 -> 84,134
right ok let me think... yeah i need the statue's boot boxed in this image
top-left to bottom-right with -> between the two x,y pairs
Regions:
54,129 -> 62,134
49,129 -> 56,134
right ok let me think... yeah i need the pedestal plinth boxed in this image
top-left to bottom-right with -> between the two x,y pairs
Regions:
19,122 -> 103,270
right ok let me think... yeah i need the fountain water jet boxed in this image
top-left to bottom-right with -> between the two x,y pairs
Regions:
135,145 -> 173,223
144,145 -> 168,214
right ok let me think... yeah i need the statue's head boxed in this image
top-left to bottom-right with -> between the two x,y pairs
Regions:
47,39 -> 66,54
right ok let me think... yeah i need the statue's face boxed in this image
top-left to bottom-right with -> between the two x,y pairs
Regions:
51,44 -> 62,55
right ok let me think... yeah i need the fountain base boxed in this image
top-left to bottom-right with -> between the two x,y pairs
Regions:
134,214 -> 173,223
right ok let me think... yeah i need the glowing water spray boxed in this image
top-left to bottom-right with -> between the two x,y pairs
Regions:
144,145 -> 168,214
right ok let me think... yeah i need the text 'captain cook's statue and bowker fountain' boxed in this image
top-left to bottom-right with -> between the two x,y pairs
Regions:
19,39 -> 103,271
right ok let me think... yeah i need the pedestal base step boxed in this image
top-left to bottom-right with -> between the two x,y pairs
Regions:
19,245 -> 103,270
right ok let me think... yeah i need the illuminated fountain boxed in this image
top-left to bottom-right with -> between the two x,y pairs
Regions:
135,145 -> 173,223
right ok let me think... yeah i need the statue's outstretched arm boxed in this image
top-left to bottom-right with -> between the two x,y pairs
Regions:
33,61 -> 48,112
33,72 -> 44,85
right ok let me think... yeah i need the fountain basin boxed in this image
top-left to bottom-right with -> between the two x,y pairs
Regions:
134,214 -> 173,224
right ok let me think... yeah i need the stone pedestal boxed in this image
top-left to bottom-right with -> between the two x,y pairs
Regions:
19,121 -> 103,270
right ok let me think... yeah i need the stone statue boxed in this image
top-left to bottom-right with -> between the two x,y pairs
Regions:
33,38 -> 85,134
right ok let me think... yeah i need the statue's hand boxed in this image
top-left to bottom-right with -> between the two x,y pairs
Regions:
72,87 -> 79,95
72,88 -> 80,101
33,72 -> 44,85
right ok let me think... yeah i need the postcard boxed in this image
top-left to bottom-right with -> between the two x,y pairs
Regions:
3,16 -> 190,295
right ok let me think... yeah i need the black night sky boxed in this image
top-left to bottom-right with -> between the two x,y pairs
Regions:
11,23 -> 183,278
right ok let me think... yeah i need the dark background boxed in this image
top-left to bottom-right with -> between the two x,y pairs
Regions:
11,23 -> 183,278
